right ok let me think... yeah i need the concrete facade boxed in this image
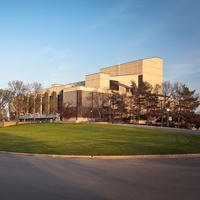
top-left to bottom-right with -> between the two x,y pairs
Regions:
18,57 -> 163,122
86,57 -> 162,89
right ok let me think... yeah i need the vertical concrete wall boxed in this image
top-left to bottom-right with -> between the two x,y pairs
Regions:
142,57 -> 163,87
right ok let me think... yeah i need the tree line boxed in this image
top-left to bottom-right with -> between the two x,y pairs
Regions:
88,81 -> 200,128
0,81 -> 42,125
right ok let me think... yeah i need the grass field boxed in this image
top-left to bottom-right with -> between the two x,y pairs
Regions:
0,123 -> 200,156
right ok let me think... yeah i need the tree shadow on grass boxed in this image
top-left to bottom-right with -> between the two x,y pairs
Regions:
0,132 -> 55,154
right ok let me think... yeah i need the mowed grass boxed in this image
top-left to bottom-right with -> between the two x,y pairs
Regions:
0,123 -> 200,155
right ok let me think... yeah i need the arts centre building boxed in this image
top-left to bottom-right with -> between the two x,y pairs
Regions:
19,57 -> 163,122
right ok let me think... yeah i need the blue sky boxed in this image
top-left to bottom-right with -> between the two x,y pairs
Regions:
0,0 -> 200,98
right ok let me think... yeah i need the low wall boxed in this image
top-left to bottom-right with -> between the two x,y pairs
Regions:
0,122 -> 27,127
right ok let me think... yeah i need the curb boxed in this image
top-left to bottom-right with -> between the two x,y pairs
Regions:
1,151 -> 200,159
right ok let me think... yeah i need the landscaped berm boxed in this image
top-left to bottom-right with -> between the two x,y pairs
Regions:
0,123 -> 200,156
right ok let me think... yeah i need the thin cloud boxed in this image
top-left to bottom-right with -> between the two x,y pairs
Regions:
90,0 -> 137,30
90,21 -> 105,30
165,57 -> 200,82
38,45 -> 67,59
43,62 -> 84,87
111,0 -> 138,20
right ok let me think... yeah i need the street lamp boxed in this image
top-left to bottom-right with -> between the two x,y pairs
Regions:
90,110 -> 93,122
166,108 -> 170,127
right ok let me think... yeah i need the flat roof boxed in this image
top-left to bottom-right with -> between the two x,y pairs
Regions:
100,56 -> 162,70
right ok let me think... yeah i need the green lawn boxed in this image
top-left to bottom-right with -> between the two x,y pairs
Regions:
0,123 -> 200,156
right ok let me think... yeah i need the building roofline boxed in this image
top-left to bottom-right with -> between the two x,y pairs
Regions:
85,72 -> 110,77
100,56 -> 162,70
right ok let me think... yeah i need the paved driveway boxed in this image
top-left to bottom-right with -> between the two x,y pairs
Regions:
0,153 -> 200,200
127,124 -> 200,134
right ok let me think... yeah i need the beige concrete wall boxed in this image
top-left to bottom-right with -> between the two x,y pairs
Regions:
85,73 -> 110,89
82,91 -> 92,107
142,57 -> 163,86
38,84 -> 73,96
85,73 -> 100,88
111,74 -> 139,87
0,122 -> 27,127
100,73 -> 110,89
119,85 -> 127,93
100,57 -> 163,88
63,91 -> 77,106
100,60 -> 143,76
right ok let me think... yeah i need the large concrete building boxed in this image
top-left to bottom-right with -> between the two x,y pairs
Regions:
86,57 -> 162,90
19,57 -> 163,122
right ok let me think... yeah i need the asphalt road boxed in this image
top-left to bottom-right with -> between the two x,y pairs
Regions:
0,153 -> 200,200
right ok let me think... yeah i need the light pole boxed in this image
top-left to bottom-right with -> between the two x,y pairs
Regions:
166,108 -> 170,127
90,110 -> 93,122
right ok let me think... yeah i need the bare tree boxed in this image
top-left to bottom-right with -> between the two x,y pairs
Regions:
8,81 -> 29,125
87,89 -> 109,122
60,101 -> 75,122
50,91 -> 57,115
9,82 -> 43,122
107,90 -> 118,123
29,82 -> 43,122
20,95 -> 31,122
42,90 -> 50,121
159,81 -> 175,126
0,89 -> 13,121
